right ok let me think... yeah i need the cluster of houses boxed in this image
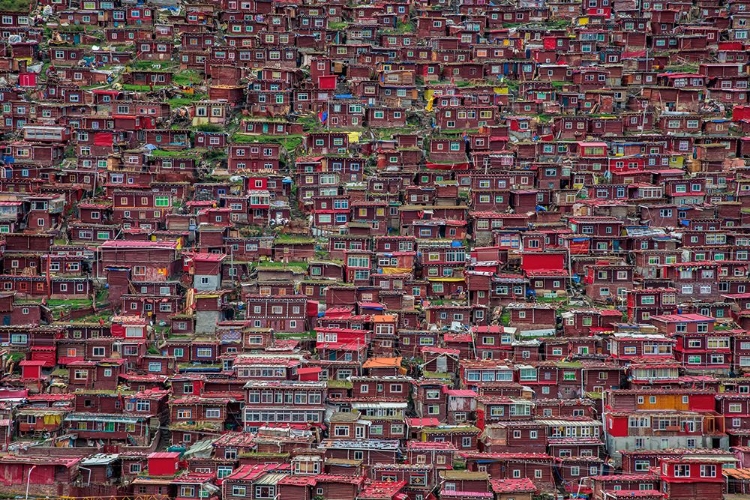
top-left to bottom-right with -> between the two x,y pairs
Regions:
1,0 -> 750,499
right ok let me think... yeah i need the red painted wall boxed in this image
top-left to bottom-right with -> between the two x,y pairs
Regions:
522,253 -> 565,272
148,453 -> 181,476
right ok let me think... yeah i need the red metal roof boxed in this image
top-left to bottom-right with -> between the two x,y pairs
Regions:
278,476 -> 317,486
57,357 -> 85,365
359,480 -> 407,499
172,472 -> 216,484
297,367 -> 322,374
18,360 -> 46,366
27,394 -> 73,402
315,474 -> 366,485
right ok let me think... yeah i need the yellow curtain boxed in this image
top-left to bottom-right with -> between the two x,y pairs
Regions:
347,132 -> 361,144
425,89 -> 435,112
43,414 -> 61,425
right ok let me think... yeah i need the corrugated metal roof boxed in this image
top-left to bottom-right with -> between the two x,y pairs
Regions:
81,454 -> 119,466
255,473 -> 288,485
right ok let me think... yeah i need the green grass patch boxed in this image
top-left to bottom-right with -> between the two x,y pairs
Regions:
168,94 -> 208,107
129,61 -> 177,71
274,331 -> 315,340
154,324 -> 170,335
7,352 -> 25,363
373,127 -> 417,139
327,379 -> 353,389
395,21 -> 415,34
150,148 -> 203,158
71,312 -> 111,324
442,128 -> 479,136
297,113 -> 320,132
177,362 -> 223,370
46,298 -> 92,309
0,0 -> 30,12
195,124 -> 224,133
556,360 -> 583,368
232,133 -> 304,152
535,295 -> 567,304
500,310 -> 511,326
543,19 -> 571,28
274,235 -> 315,245
664,63 -> 699,73
122,84 -> 166,91
239,452 -> 290,459
173,70 -> 202,86
256,260 -> 309,270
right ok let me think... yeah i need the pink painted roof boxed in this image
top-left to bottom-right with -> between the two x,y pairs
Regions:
420,346 -> 460,355
589,474 -> 658,481
191,253 -> 226,262
444,333 -> 473,343
608,491 -> 664,499
445,389 -> 478,398
441,492 -> 493,499
649,313 -> 714,322
148,452 -> 181,459
405,417 -> 440,427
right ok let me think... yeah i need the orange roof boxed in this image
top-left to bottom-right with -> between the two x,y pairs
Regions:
373,314 -> 397,322
363,356 -> 403,368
